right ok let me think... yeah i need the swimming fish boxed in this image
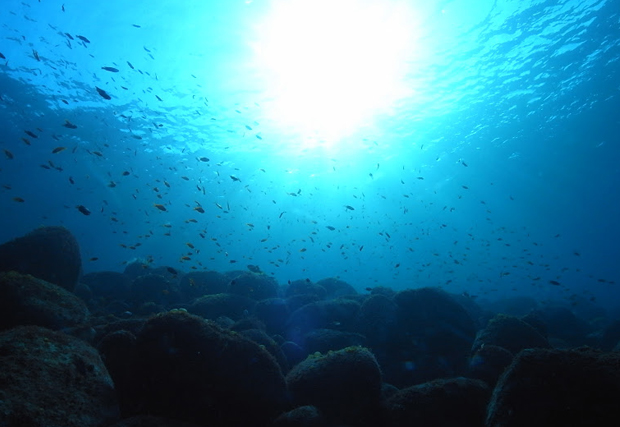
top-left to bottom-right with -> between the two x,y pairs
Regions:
344,205 -> 355,211
63,120 -> 77,129
230,175 -> 241,182
153,204 -> 167,211
95,87 -> 111,100
76,205 -> 91,215
51,147 -> 66,154
76,35 -> 91,43
101,66 -> 119,72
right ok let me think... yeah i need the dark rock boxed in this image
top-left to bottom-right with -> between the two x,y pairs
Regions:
0,226 -> 81,291
272,406 -> 324,427
130,274 -> 180,307
281,340 -> 306,369
253,297 -> 290,335
286,346 -> 383,426
133,310 -> 288,426
0,325 -> 119,426
358,294 -> 398,347
534,306 -> 594,347
178,270 -> 229,301
0,271 -> 89,331
315,277 -> 357,298
229,272 -> 279,300
286,293 -> 321,314
487,347 -> 620,426
82,271 -> 132,302
467,344 -> 514,386
284,279 -> 327,299
386,377 -> 490,427
240,328 -> 289,373
98,330 -> 140,418
386,287 -> 477,386
472,314 -> 551,355
286,298 -> 361,340
122,260 -> 153,281
189,292 -> 256,321
108,415 -> 202,427
302,328 -> 366,354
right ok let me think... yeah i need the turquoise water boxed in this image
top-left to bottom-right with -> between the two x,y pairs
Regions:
1,0 -> 618,307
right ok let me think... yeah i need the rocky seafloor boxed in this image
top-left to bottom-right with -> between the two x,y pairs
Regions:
1,226 -> 620,427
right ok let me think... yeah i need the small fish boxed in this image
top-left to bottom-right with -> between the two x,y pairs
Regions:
32,50 -> 40,61
344,205 -> 355,211
122,171 -> 130,176
462,161 -> 468,167
417,176 -> 424,180
155,95 -> 163,102
68,176 -> 75,184
197,157 -> 209,162
76,35 -> 90,43
326,226 -> 336,231
12,197 -> 25,203
76,205 -> 91,215
279,212 -> 286,218
194,206 -> 205,213
63,120 -> 77,129
230,175 -> 241,182
153,204 -> 167,211
101,66 -> 119,72
3,149 -> 14,159
51,147 -> 66,154
549,280 -> 561,286
166,267 -> 178,275
299,248 -> 307,252
24,130 -> 38,138
127,61 -> 134,69
394,263 -> 400,268
0,52 -> 5,59
95,87 -> 111,100
462,185 -> 469,190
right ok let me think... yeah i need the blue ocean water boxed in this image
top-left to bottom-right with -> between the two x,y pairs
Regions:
1,0 -> 618,310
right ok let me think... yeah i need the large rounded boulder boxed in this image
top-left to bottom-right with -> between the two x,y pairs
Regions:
0,226 -> 82,291
132,310 -> 288,426
0,325 -> 119,426
0,271 -> 89,331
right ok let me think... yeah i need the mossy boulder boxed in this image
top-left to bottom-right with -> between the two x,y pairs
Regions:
0,226 -> 82,291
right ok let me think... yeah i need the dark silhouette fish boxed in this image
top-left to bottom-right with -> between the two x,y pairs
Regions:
95,87 -> 111,100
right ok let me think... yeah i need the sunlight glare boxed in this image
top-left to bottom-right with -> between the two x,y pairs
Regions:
254,0 -> 417,141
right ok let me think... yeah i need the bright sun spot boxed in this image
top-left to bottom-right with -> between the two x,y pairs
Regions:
254,0 -> 417,142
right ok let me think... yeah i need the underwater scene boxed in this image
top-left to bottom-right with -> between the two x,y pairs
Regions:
1,0 -> 619,426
